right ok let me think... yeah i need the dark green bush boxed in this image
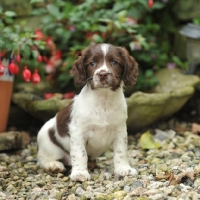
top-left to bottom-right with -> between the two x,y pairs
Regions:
0,0 -> 188,91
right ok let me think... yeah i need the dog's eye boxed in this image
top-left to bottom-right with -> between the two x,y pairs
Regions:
111,60 -> 118,66
89,61 -> 96,67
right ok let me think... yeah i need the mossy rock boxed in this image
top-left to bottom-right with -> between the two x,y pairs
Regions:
127,68 -> 200,131
176,0 -> 200,20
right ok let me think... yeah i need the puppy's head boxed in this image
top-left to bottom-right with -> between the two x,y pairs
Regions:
70,43 -> 138,90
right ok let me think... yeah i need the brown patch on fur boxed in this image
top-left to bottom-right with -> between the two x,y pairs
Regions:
70,44 -> 104,87
56,102 -> 73,137
116,46 -> 138,86
48,128 -> 68,153
70,56 -> 87,87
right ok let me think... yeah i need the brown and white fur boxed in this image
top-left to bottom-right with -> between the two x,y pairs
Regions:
37,43 -> 138,182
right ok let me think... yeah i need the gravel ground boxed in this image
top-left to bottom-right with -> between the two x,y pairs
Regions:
1,120 -> 200,200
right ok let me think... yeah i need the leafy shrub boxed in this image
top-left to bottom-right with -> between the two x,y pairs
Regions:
0,0 -> 187,91
193,18 -> 200,25
0,6 -> 48,84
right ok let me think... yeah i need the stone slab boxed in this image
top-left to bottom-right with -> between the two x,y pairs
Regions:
0,131 -> 31,151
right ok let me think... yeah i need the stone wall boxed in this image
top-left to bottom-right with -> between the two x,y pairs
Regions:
1,0 -> 32,16
176,0 -> 200,20
1,0 -> 41,30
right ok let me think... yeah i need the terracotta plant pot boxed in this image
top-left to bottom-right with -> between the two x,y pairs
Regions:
0,66 -> 13,132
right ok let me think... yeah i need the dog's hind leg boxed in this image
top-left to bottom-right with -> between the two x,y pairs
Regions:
37,118 -> 71,173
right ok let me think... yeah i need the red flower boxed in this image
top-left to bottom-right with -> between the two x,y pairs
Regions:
148,0 -> 154,8
86,32 -> 93,40
86,31 -> 99,41
63,92 -> 75,99
16,54 -> 21,63
9,60 -> 19,75
0,62 -> 5,76
0,49 -> 6,57
42,56 -> 49,63
44,93 -> 54,100
35,28 -> 44,40
31,69 -> 41,85
14,65 -> 19,74
37,54 -> 43,62
46,36 -> 55,49
101,32 -> 106,38
22,66 -> 31,82
52,50 -> 62,60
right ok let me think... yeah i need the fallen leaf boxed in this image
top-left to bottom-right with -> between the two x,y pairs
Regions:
139,130 -> 161,150
155,171 -> 171,181
169,173 -> 177,186
169,171 -> 195,186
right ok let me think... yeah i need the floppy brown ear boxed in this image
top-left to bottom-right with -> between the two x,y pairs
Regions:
120,48 -> 139,86
70,56 -> 87,87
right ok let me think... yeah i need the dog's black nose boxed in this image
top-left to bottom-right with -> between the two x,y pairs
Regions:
98,71 -> 108,81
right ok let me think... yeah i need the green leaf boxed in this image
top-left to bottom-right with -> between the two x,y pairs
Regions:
193,18 -> 200,25
58,73 -> 72,88
151,2 -> 165,9
145,69 -> 154,78
117,10 -> 127,19
32,50 -> 39,59
4,11 -> 17,17
114,21 -> 121,29
129,42 -> 134,51
113,2 -> 125,12
127,27 -> 137,33
93,34 -> 103,43
4,17 -> 14,24
31,8 -> 47,15
30,0 -> 45,3
98,18 -> 112,23
139,131 -> 161,149
46,4 -> 62,20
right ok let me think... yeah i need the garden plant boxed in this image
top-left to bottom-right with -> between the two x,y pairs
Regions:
0,0 -> 188,92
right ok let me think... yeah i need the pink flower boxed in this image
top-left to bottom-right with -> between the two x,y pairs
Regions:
45,62 -> 55,74
151,54 -> 157,60
35,28 -> 44,40
46,36 -> 55,49
69,25 -> 76,32
133,43 -> 141,50
126,17 -> 137,26
167,62 -> 176,69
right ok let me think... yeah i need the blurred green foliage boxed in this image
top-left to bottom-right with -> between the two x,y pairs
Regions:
0,0 -> 188,91
0,7 -> 46,82
193,18 -> 200,25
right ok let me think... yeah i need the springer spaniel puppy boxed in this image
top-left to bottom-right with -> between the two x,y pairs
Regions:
37,43 -> 138,182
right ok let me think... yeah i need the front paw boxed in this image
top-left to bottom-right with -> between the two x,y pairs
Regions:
43,161 -> 65,173
115,165 -> 138,177
70,170 -> 91,182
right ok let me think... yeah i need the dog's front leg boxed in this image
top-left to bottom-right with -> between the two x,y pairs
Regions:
113,126 -> 138,177
70,133 -> 90,182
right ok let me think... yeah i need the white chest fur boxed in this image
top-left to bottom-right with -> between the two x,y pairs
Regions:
69,84 -> 127,159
